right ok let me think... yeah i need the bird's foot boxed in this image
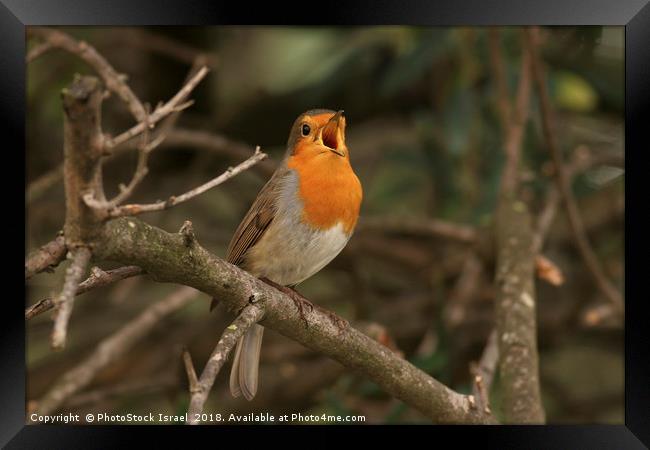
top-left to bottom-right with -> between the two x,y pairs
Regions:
259,277 -> 313,327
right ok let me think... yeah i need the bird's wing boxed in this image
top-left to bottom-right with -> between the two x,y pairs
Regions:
226,166 -> 288,267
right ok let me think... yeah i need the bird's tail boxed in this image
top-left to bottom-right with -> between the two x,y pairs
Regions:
229,323 -> 264,401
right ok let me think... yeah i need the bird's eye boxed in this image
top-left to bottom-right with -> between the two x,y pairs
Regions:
301,124 -> 311,136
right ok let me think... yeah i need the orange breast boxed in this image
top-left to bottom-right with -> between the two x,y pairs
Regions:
287,152 -> 362,234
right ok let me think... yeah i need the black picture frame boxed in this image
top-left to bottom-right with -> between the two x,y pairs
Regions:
7,0 -> 648,447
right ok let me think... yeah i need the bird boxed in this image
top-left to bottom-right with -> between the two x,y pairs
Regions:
224,109 -> 362,401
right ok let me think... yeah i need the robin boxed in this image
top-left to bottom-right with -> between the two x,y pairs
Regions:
224,109 -> 362,401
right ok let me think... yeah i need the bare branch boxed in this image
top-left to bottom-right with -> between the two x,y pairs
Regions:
26,126 -> 272,206
186,304 -> 265,423
26,40 -> 54,63
471,329 -> 498,414
28,27 -> 148,122
182,348 -> 200,394
26,266 -> 144,320
34,286 -> 197,415
494,199 -> 545,423
51,246 -> 92,350
25,235 -> 67,280
491,28 -> 545,423
91,217 -> 496,424
97,105 -> 155,210
525,27 -> 623,314
106,147 -> 267,218
27,54 -> 210,206
106,67 -> 209,150
60,75 -> 106,246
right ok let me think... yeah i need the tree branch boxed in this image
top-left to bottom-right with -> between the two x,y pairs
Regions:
105,67 -> 208,150
26,40 -> 54,63
491,28 -> 545,423
494,198 -> 545,423
25,235 -> 67,280
26,265 -> 144,320
103,147 -> 266,218
51,246 -> 92,350
25,126 -> 272,206
48,74 -> 108,350
186,304 -> 265,424
60,75 -> 106,247
34,286 -> 198,415
28,27 -> 148,122
525,27 -> 623,315
90,217 -> 494,424
471,329 -> 498,414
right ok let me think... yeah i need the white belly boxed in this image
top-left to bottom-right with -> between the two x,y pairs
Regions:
245,219 -> 350,286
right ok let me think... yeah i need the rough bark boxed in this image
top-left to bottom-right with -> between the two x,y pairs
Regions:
61,75 -> 106,247
25,235 -> 67,279
494,196 -> 545,423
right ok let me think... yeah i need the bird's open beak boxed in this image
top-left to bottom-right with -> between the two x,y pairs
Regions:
319,110 -> 346,157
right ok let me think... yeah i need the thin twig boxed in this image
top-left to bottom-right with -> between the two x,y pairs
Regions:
182,348 -> 200,394
26,266 -> 144,320
25,235 -> 67,280
525,27 -> 623,314
106,67 -> 208,150
105,147 -> 266,218
103,105 -> 153,208
81,66 -> 209,214
471,329 -> 498,414
27,56 -> 210,206
34,286 -> 197,415
26,126 -> 270,205
50,247 -> 92,350
99,59 -> 209,209
26,40 -> 54,63
186,304 -> 265,424
28,27 -> 148,122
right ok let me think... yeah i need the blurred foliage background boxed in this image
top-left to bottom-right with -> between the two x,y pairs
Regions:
26,26 -> 624,424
